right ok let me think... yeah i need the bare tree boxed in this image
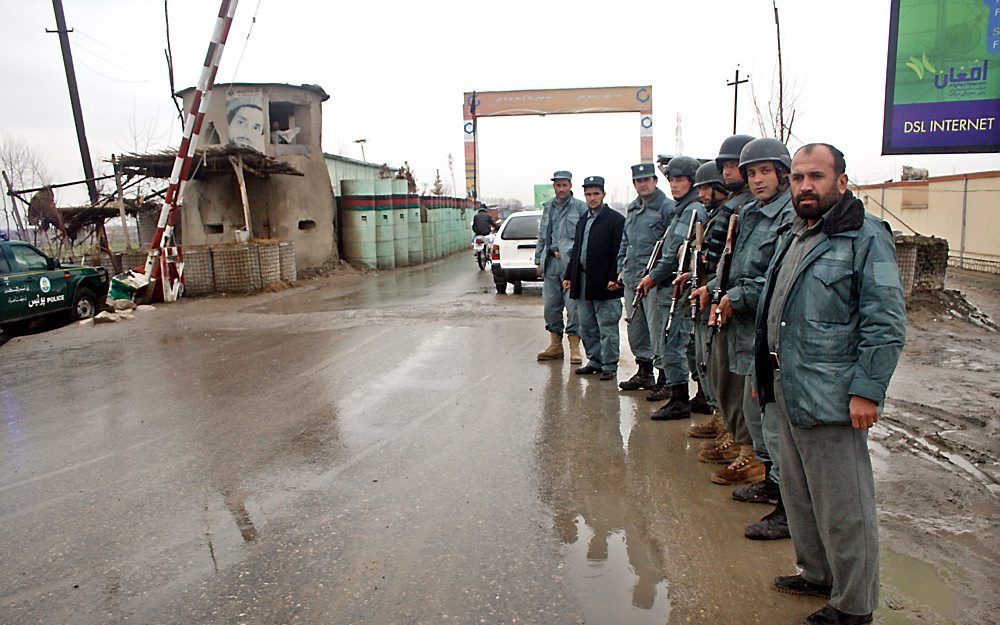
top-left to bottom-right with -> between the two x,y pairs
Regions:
750,0 -> 801,142
0,132 -> 51,240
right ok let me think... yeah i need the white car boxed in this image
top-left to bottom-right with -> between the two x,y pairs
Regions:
491,210 -> 542,294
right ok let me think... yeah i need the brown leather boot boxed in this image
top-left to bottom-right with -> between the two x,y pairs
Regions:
567,335 -> 583,364
699,429 -> 731,451
536,332 -> 564,360
688,413 -> 723,439
711,445 -> 766,484
698,432 -> 739,464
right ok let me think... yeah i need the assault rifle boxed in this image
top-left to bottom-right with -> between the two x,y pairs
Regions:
689,221 -> 704,335
705,213 -> 739,352
625,236 -> 665,324
664,210 -> 699,338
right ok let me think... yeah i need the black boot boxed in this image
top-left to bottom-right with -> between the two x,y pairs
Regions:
650,384 -> 691,421
732,472 -> 780,505
689,380 -> 713,415
618,361 -> 655,391
745,497 -> 790,540
645,369 -> 669,401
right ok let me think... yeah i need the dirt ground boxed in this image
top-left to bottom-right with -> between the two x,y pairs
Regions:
873,267 -> 999,625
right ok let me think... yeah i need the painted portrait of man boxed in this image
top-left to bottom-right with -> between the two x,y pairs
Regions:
225,91 -> 265,152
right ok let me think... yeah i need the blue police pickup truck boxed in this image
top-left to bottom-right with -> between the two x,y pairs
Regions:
1,239 -> 110,334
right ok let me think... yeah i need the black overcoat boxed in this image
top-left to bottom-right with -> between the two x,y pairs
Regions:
564,204 -> 625,301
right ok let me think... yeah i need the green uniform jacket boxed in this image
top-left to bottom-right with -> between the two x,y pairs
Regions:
616,188 -> 675,286
754,191 -> 907,427
709,187 -> 794,375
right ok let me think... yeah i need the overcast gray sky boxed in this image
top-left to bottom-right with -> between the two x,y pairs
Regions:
1,0 -> 997,207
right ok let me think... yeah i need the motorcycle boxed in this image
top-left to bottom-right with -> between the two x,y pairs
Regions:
472,233 -> 493,270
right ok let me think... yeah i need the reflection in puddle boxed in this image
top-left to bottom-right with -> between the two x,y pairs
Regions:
619,409 -> 637,453
562,515 -> 670,624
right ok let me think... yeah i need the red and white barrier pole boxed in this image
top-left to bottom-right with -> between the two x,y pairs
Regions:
144,0 -> 239,301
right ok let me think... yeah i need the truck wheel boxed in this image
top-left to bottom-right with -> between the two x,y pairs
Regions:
72,287 -> 99,321
512,281 -> 523,295
494,278 -> 507,294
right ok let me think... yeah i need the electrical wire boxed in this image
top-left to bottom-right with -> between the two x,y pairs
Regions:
227,0 -> 265,88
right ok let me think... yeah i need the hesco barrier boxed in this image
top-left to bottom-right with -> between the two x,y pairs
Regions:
339,179 -> 377,269
208,241 -> 286,294
407,192 -> 424,265
374,180 -> 396,270
420,196 -> 434,261
278,241 -> 297,282
256,241 -> 281,285
391,179 -> 410,267
895,235 -> 948,298
182,246 -> 215,296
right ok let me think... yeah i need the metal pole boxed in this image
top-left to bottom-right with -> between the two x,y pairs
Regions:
959,175 -> 968,268
144,0 -> 239,302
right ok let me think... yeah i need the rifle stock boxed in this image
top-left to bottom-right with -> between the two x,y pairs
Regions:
625,236 -> 665,324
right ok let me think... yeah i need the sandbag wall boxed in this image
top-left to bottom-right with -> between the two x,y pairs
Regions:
337,179 -> 478,269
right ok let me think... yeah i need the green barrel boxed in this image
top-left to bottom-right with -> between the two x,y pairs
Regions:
338,179 -> 377,269
390,179 -> 409,267
373,179 -> 395,269
407,190 -> 424,265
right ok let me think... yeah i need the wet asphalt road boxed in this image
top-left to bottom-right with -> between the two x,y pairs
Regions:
1,255 -> 816,624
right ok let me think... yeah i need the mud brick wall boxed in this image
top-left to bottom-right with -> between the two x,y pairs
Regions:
895,235 -> 948,298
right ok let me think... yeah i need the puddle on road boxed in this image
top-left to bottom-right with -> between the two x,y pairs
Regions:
560,515 -> 670,625
880,550 -> 978,624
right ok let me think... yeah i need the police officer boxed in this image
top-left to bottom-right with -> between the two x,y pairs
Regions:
563,176 -> 625,381
685,161 -> 730,437
755,143 -> 905,625
690,135 -> 756,467
636,156 -> 706,420
535,171 -> 587,364
617,164 -> 675,393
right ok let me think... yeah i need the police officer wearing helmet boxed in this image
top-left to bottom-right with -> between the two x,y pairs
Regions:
699,137 -> 795,539
690,135 -> 756,468
563,176 -> 626,381
535,170 -> 588,364
684,161 -> 729,436
617,163 -> 675,393
636,156 -> 707,420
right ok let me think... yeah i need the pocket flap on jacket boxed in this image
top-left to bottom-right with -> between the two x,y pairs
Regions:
812,263 -> 852,287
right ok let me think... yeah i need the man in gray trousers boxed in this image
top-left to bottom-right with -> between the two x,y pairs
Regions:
754,143 -> 906,625
535,171 -> 587,364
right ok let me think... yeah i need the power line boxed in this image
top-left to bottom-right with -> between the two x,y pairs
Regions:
227,0 -> 264,87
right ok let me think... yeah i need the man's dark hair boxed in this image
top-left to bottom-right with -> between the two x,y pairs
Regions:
226,103 -> 263,125
795,143 -> 846,176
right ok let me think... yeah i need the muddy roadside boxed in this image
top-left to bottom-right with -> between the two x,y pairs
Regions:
874,268 -> 999,625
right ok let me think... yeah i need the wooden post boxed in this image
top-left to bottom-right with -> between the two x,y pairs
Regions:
1,170 -> 28,241
112,154 -> 132,250
230,154 -> 253,240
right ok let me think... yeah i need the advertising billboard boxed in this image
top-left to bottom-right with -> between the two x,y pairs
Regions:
882,0 -> 1000,154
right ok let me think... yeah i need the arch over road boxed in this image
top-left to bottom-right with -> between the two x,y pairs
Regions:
462,86 -> 654,198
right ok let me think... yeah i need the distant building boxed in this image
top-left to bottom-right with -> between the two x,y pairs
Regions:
854,170 -> 1000,273
323,154 -> 398,194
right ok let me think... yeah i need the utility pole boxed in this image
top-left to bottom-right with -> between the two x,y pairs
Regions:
48,0 -> 98,206
726,66 -> 749,135
49,0 -> 118,270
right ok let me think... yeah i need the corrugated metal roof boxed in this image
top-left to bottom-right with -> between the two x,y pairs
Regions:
322,153 -> 398,171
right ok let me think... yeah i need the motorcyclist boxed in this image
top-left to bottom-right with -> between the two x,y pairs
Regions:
472,207 -> 498,239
